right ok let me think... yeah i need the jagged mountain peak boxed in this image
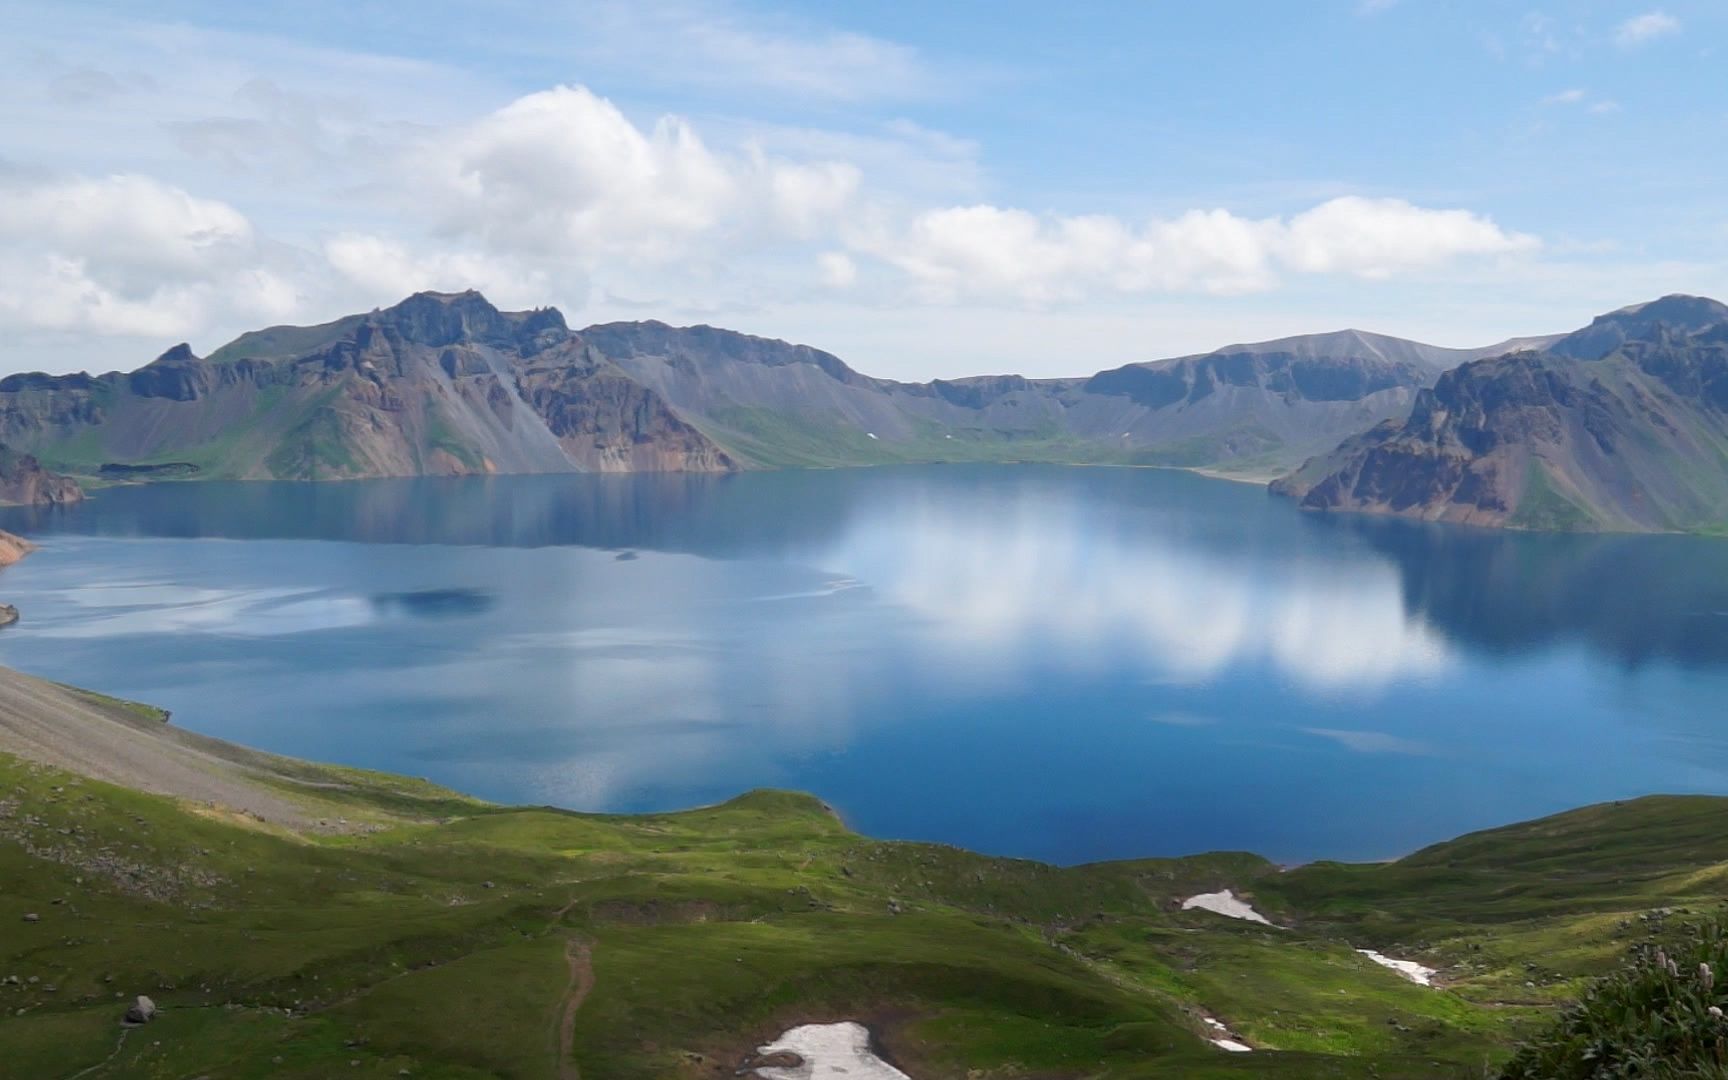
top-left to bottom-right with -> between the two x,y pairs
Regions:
1550,294 -> 1728,360
369,291 -> 570,351
207,293 -> 572,365
150,343 -> 198,366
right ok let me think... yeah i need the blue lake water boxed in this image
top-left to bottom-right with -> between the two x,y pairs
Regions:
3,465 -> 1728,866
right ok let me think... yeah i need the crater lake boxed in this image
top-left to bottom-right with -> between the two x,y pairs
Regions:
4,464 -> 1727,865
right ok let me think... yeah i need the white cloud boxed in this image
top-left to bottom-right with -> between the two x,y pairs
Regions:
817,252 -> 858,289
764,158 -> 863,237
1277,196 -> 1538,277
848,196 -> 1537,304
1615,11 -> 1680,47
0,172 -> 299,339
565,0 -> 946,102
322,233 -> 561,312
362,86 -> 1537,310
1539,88 -> 1624,117
411,86 -> 860,265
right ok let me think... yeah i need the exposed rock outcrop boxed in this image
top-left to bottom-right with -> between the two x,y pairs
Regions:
0,445 -> 81,506
1273,296 -> 1728,533
0,530 -> 36,567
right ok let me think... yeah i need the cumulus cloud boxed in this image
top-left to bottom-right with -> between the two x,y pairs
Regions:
0,172 -> 299,339
323,233 -> 563,312
1615,11 -> 1680,47
0,76 -> 1546,357
412,85 -> 860,265
847,196 -> 1537,304
1277,197 -> 1536,275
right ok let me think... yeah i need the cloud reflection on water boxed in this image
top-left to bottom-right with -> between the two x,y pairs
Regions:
821,489 -> 1450,692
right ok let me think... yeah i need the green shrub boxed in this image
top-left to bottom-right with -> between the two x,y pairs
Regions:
1499,921 -> 1728,1078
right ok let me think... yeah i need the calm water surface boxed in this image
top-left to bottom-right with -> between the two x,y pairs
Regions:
3,465 -> 1727,865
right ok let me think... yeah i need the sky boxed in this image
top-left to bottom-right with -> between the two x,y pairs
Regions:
2,0 -> 1725,379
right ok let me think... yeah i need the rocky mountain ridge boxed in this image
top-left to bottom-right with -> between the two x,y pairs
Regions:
0,292 -> 734,485
1273,295 -> 1728,533
0,289 -> 1681,508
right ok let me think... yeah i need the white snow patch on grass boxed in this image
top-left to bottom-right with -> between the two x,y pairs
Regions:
753,1021 -> 910,1079
1203,1015 -> 1252,1052
1357,949 -> 1437,986
1181,889 -> 1273,925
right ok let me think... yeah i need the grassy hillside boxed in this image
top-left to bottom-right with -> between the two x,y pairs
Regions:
1,668 -> 1720,1077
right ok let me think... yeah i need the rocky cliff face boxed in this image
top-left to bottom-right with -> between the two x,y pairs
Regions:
0,292 -> 735,482
0,445 -> 82,506
514,339 -> 735,472
1273,296 -> 1728,533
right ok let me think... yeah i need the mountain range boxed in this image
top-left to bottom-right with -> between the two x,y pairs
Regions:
0,290 -> 1540,489
2,289 -> 1726,534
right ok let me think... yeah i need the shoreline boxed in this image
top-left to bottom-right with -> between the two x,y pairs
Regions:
0,653 -> 1704,878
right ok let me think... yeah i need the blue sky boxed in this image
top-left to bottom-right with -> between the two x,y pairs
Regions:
2,0 -> 1724,377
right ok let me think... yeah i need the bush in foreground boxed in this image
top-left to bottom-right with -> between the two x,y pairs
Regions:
1499,921 -> 1728,1078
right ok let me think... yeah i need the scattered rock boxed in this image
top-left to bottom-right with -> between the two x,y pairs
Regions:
21,913 -> 39,923
124,995 -> 156,1025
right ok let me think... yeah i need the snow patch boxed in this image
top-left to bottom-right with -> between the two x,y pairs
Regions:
1357,949 -> 1437,986
753,1022 -> 910,1079
1203,1018 -> 1252,1052
1181,889 -> 1273,926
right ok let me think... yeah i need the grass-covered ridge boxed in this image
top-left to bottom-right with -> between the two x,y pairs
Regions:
1,666 -> 1722,1077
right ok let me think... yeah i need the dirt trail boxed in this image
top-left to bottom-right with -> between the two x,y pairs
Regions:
557,937 -> 595,1080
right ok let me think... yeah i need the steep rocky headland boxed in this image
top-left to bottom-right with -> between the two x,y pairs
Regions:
1273,295 -> 1728,533
0,444 -> 81,506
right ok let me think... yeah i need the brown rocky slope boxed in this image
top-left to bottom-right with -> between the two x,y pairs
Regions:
0,444 -> 82,506
1272,296 -> 1728,533
0,292 -> 735,482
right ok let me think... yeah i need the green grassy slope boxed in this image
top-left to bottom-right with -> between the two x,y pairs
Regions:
2,678 -> 1721,1077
